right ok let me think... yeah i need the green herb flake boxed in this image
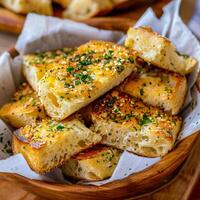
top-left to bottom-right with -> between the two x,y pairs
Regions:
139,113 -> 152,126
66,66 -> 74,73
103,50 -> 113,60
75,80 -> 81,85
114,108 -> 120,113
79,59 -> 92,66
50,52 -> 57,59
140,88 -> 144,96
107,98 -> 116,108
36,52 -> 45,60
127,57 -> 134,63
123,113 -> 133,120
56,124 -> 65,131
116,65 -> 125,73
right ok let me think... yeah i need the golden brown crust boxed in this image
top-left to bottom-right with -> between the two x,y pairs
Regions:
62,145 -> 122,181
89,90 -> 182,157
35,40 -> 137,120
12,118 -> 102,174
74,144 -> 110,160
121,59 -> 188,114
0,83 -> 46,128
125,27 -> 197,75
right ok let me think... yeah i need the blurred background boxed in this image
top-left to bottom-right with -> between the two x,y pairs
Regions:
0,0 -> 199,53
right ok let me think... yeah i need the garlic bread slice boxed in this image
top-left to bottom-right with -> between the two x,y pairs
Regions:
62,0 -> 113,20
23,48 -> 74,91
0,0 -> 52,15
122,60 -> 187,115
125,27 -> 197,75
62,145 -> 122,181
89,90 -> 182,157
38,40 -> 137,120
12,118 -> 102,174
0,83 -> 46,128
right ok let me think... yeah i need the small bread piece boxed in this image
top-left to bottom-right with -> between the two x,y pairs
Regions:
53,0 -> 70,8
38,40 -> 137,120
62,145 -> 122,181
125,27 -> 197,75
62,0 -> 113,20
12,118 -> 102,174
23,48 -> 74,91
0,83 -> 46,128
121,60 -> 187,115
0,0 -> 52,15
89,90 -> 182,157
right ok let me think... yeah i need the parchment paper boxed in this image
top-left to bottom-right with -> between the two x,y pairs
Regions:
0,0 -> 199,186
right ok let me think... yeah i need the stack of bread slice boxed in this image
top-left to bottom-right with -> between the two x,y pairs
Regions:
0,27 -> 197,181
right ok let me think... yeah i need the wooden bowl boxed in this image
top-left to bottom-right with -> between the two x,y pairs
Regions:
0,133 -> 199,200
0,47 -> 199,199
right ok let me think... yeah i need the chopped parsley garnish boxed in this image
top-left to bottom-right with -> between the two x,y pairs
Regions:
123,113 -> 133,120
140,88 -> 144,96
88,50 -> 95,54
75,80 -> 81,85
56,124 -> 65,131
139,113 -> 152,126
63,49 -> 75,58
107,98 -> 116,108
73,73 -> 93,84
127,57 -> 134,63
79,59 -> 92,66
66,66 -> 74,73
103,50 -> 113,60
64,82 -> 70,88
36,52 -> 45,60
50,52 -> 57,58
114,108 -> 120,113
116,65 -> 125,73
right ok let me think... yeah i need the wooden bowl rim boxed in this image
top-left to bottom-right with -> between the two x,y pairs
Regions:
1,47 -> 199,197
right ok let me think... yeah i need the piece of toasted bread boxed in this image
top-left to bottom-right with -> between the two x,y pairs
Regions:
0,0 -> 52,15
62,0 -> 114,20
23,48 -> 74,91
88,90 -> 182,157
121,59 -> 187,115
0,83 -> 46,128
62,145 -> 122,181
125,27 -> 197,75
36,40 -> 137,120
12,118 -> 102,174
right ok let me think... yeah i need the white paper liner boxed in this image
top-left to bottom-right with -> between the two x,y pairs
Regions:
0,0 -> 199,186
